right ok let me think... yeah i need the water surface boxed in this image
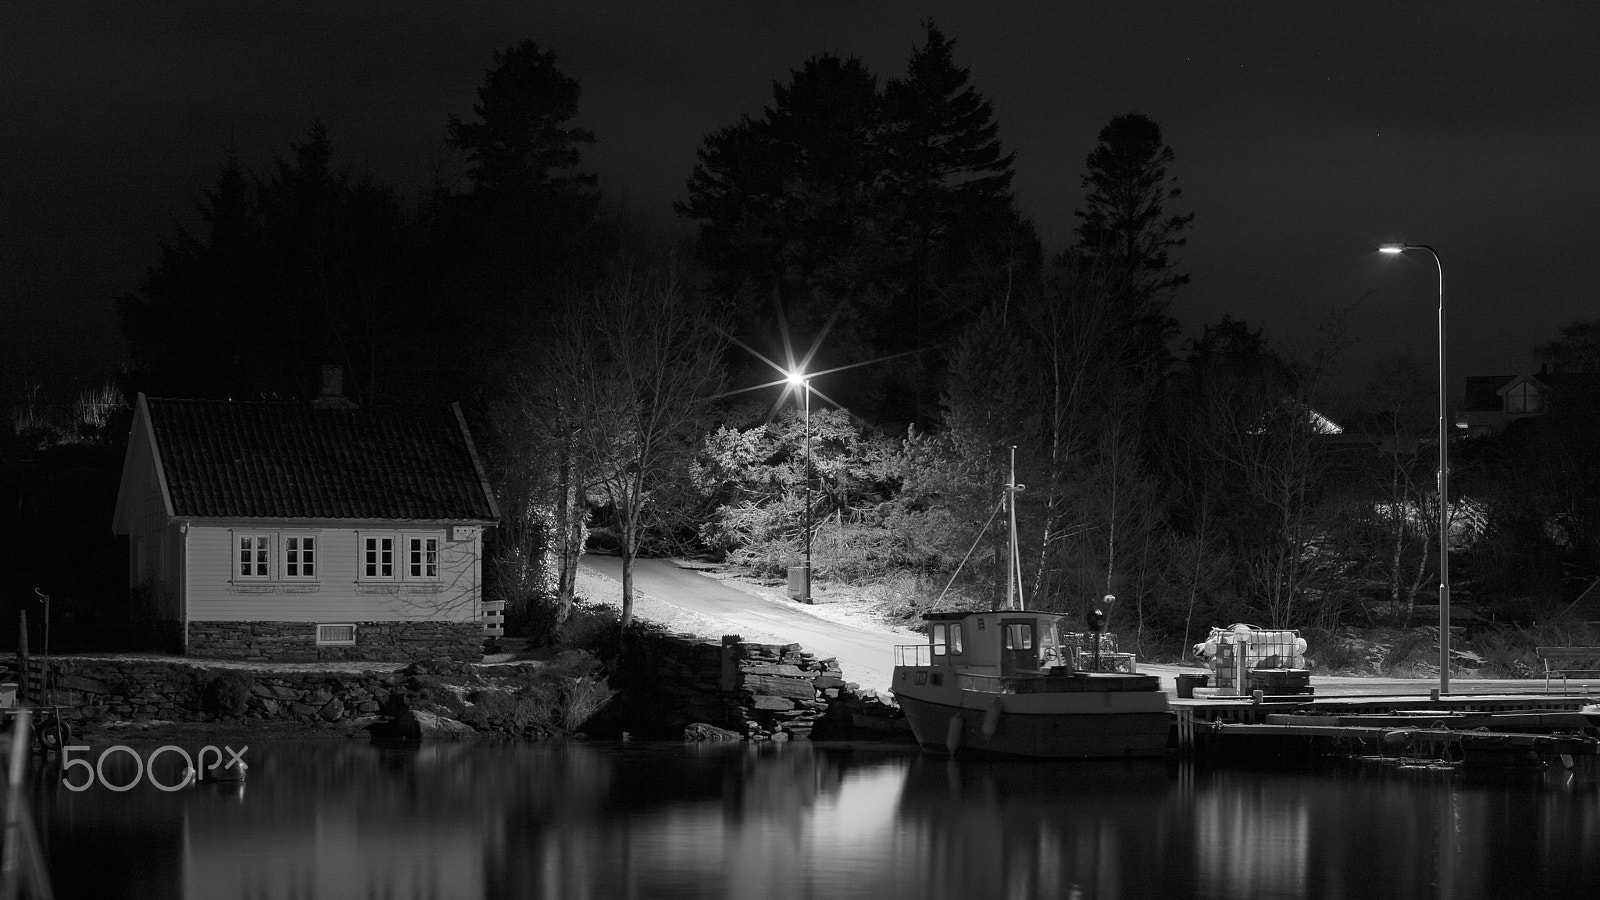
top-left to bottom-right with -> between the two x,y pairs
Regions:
30,739 -> 1600,899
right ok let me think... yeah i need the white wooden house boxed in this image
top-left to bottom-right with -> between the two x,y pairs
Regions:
111,388 -> 500,661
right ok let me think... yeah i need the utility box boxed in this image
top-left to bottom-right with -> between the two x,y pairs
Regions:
787,564 -> 812,603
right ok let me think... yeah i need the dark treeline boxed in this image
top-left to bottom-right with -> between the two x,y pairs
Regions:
11,25 -> 1600,658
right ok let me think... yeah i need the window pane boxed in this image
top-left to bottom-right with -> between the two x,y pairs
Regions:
1004,623 -> 1033,650
239,536 -> 270,578
364,536 -> 393,578
932,623 -> 947,656
951,625 -> 963,654
408,537 -> 440,578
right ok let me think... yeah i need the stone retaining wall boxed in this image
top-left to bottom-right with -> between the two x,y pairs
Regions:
187,621 -> 481,662
24,657 -> 408,727
605,627 -> 902,741
8,629 -> 903,743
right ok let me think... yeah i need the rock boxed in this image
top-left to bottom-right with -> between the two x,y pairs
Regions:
744,663 -> 810,678
319,699 -> 346,722
683,723 -> 743,742
393,709 -> 476,741
742,675 -> 817,701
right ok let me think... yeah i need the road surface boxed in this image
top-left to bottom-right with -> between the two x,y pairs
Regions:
580,555 -> 917,693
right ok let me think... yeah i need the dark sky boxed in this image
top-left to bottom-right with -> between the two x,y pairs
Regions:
5,2 -> 1598,410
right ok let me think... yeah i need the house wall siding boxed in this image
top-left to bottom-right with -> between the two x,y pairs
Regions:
184,525 -> 482,624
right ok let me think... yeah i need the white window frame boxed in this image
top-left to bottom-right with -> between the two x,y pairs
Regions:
235,532 -> 273,581
360,532 -> 443,581
316,624 -> 356,646
281,534 -> 319,581
1507,382 -> 1540,414
405,535 -> 441,581
358,533 -> 397,581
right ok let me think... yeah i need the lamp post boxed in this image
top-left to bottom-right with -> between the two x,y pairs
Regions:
787,371 -> 812,603
1379,242 -> 1450,693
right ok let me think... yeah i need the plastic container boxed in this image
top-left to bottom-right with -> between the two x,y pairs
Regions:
1175,673 -> 1209,699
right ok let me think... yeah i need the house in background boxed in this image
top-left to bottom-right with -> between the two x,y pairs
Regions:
111,371 -> 500,662
1457,367 -> 1600,438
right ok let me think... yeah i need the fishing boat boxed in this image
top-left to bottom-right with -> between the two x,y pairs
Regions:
890,450 -> 1170,758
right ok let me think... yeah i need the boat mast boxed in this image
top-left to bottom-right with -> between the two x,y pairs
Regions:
1006,445 -> 1026,611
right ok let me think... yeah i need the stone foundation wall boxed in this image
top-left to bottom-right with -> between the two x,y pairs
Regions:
187,620 -> 482,663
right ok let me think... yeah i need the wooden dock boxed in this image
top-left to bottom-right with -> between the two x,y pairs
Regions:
1172,692 -> 1600,767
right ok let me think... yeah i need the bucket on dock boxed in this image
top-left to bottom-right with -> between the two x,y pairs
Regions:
1176,673 -> 1208,699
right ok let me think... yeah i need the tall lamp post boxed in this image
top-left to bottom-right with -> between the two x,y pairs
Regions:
1379,242 -> 1450,694
787,371 -> 813,603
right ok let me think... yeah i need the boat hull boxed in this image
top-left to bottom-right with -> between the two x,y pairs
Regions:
894,672 -> 1170,759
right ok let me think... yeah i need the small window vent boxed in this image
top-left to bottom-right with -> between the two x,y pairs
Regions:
317,624 -> 356,645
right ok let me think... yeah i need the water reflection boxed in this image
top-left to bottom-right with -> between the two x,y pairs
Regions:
30,740 -> 1600,899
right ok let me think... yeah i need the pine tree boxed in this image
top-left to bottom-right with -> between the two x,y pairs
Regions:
1068,112 -> 1194,395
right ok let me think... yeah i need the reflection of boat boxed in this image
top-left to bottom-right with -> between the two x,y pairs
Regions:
891,450 -> 1170,759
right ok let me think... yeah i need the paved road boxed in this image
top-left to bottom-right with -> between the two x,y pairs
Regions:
582,555 -> 1600,703
581,555 -> 915,693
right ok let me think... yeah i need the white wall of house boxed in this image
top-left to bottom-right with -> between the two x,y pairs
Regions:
184,523 -> 482,623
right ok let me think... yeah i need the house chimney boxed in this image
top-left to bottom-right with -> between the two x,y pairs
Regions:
312,365 -> 358,410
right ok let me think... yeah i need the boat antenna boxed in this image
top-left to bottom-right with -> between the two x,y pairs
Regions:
1006,445 -> 1026,611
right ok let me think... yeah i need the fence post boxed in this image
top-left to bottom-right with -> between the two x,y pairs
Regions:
15,612 -> 26,707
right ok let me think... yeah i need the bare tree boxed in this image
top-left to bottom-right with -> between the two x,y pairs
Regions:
1349,353 -> 1438,625
546,262 -> 728,629
489,382 -> 588,635
1191,317 -> 1349,629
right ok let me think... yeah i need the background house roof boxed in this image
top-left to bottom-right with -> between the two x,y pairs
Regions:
1462,375 -> 1520,413
143,397 -> 499,521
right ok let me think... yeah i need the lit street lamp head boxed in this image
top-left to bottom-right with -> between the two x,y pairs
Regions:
787,371 -> 807,388
1378,243 -> 1407,254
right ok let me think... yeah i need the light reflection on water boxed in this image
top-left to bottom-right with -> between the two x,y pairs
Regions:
30,739 -> 1600,899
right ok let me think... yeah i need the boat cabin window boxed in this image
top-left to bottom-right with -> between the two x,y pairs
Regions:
930,623 -> 965,656
1002,622 -> 1034,650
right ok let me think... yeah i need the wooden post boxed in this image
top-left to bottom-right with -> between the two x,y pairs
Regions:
15,612 -> 26,708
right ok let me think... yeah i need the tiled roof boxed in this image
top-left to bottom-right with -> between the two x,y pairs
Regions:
143,398 -> 498,521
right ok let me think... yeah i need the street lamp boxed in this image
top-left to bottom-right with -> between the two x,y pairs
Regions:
787,370 -> 813,603
1379,242 -> 1451,694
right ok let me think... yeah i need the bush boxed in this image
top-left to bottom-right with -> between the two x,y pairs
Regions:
1381,628 -> 1438,676
509,590 -> 563,643
1300,627 -> 1375,675
557,602 -> 621,654
1473,630 -> 1538,678
199,672 -> 256,717
403,675 -> 467,718
558,676 -> 614,731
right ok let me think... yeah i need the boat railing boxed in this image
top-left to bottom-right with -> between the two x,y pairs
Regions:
894,644 -> 933,667
960,672 -> 1159,694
